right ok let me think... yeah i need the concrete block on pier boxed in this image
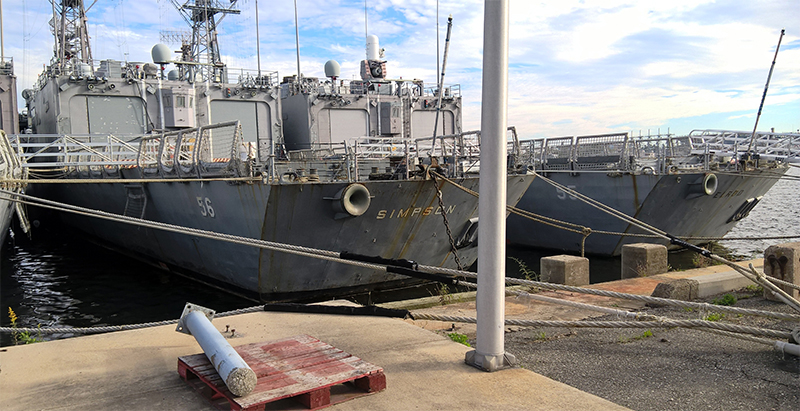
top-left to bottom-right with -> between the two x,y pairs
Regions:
651,278 -> 699,302
763,242 -> 800,301
540,255 -> 590,286
621,243 -> 668,279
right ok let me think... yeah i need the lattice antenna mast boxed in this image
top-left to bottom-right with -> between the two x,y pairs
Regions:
50,0 -> 94,71
169,0 -> 240,82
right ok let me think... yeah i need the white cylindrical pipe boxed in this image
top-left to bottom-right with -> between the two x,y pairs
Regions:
467,0 -> 511,372
775,341 -> 800,357
184,310 -> 257,396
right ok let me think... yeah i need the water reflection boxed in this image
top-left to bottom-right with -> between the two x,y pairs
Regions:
1,227 -> 253,346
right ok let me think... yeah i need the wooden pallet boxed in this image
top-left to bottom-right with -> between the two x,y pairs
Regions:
177,334 -> 386,411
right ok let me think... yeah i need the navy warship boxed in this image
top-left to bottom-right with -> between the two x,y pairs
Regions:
507,130 -> 796,256
16,0 -> 533,300
1,57 -> 25,247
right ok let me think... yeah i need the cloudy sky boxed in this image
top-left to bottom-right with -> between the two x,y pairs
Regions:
2,0 -> 798,138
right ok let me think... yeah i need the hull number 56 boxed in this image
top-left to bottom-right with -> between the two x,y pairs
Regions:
197,197 -> 216,218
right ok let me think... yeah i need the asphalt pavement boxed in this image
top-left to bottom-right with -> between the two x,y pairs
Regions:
505,290 -> 800,411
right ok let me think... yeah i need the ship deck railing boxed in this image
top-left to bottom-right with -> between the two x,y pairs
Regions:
520,132 -> 637,172
226,69 -> 280,88
0,57 -> 13,76
10,121 -> 251,179
688,129 -> 800,162
518,129 -> 797,173
275,127 -> 523,183
414,127 -> 521,160
288,75 -> 461,100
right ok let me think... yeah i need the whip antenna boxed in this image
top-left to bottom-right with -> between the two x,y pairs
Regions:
747,29 -> 785,153
293,0 -> 301,80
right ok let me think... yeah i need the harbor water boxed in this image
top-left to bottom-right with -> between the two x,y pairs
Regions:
1,168 -> 797,346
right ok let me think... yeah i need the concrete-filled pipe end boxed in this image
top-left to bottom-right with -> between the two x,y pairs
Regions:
225,366 -> 258,397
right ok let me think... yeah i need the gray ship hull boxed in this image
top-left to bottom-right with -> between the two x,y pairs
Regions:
507,169 -> 786,256
0,198 -> 12,246
44,173 -> 532,300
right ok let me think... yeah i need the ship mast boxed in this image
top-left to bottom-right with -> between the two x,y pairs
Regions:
50,0 -> 93,71
169,0 -> 240,82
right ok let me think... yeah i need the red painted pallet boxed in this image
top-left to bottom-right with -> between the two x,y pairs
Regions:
177,334 -> 386,411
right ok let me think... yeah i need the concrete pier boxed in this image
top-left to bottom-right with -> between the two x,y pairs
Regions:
0,302 -> 626,411
0,259 -> 772,411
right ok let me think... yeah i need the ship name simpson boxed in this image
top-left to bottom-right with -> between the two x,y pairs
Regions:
376,205 -> 456,220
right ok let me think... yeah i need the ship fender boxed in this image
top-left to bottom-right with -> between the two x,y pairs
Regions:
685,173 -> 718,199
330,183 -> 371,217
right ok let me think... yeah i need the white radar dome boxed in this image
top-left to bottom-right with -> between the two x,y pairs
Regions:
324,60 -> 341,78
151,44 -> 172,64
167,70 -> 179,80
366,35 -> 380,60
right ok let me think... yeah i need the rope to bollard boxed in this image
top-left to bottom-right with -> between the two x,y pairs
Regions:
454,280 -> 797,342
0,306 -> 265,335
5,185 -> 795,324
0,190 -> 384,272
408,312 -> 793,340
2,186 -> 797,339
766,276 -> 800,291
428,171 -> 800,313
429,171 -> 799,242
419,265 -> 800,321
457,280 -> 658,320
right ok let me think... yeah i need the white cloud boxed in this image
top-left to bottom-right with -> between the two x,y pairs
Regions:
2,0 -> 798,136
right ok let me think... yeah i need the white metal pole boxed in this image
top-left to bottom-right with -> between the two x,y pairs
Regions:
179,305 -> 257,396
255,0 -> 261,78
465,0 -> 514,372
293,0 -> 302,80
1,0 -> 5,60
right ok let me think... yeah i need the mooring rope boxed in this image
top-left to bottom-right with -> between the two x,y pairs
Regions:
430,170 -> 800,243
412,263 -> 800,321
4,187 -> 799,316
408,312 -> 793,339
429,171 -> 800,313
0,190 -> 386,274
2,188 -> 798,323
0,306 -> 265,335
1,187 -> 797,340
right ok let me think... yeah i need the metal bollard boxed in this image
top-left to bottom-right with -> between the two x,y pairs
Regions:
176,303 -> 257,396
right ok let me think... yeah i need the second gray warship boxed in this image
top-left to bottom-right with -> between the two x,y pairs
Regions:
507,130 -> 796,256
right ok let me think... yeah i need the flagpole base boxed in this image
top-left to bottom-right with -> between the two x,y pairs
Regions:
465,350 -> 517,372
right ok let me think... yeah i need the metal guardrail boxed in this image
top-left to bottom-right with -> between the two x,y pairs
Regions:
11,121 -> 248,179
688,129 -> 800,162
519,129 -> 798,173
